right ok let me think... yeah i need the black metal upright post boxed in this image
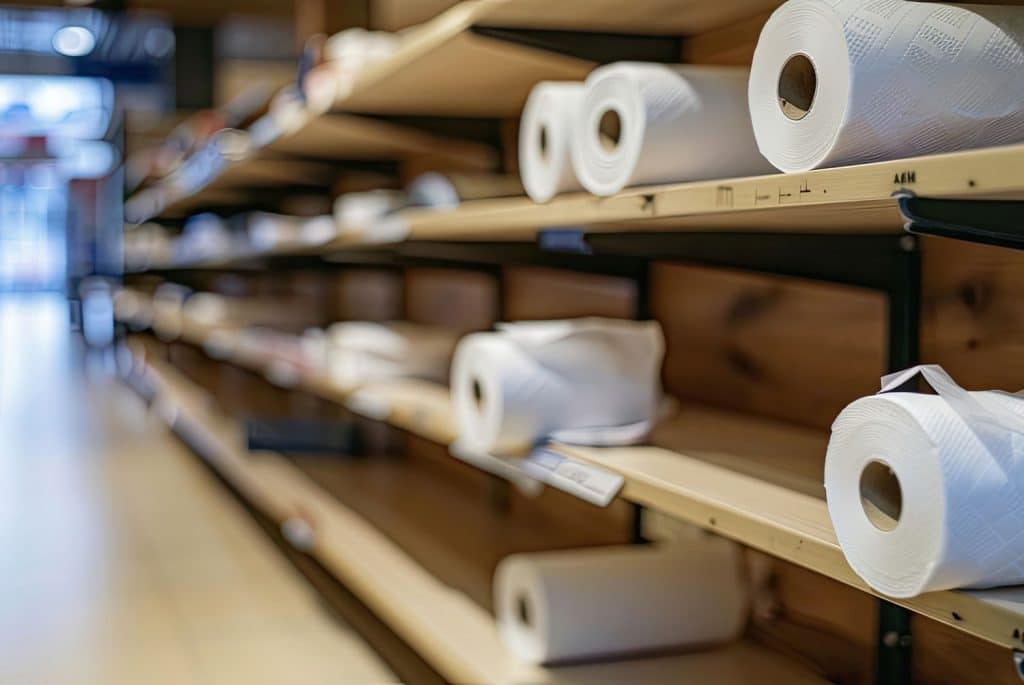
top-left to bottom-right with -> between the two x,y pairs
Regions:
875,234 -> 920,685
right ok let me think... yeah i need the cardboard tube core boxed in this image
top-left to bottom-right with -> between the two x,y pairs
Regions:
778,53 -> 817,121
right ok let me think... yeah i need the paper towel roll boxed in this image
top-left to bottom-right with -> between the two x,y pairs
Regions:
826,365 -> 1024,597
333,190 -> 406,234
152,284 -> 191,341
451,318 -> 664,455
176,213 -> 233,261
326,321 -> 458,389
323,28 -> 398,68
300,214 -> 338,244
749,0 -> 1024,173
247,212 -> 304,249
182,293 -> 230,327
519,82 -> 586,203
495,538 -> 748,664
571,62 -> 772,196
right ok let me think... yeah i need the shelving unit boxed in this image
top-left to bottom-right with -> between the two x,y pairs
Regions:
116,289 -> 1024,654
127,339 -> 829,685
118,1 -> 1024,682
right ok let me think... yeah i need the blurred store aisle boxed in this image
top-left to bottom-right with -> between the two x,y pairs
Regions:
0,294 -> 397,685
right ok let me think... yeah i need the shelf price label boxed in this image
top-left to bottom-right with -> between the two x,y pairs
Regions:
521,447 -> 624,507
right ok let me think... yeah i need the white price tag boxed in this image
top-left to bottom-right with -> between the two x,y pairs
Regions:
521,447 -> 624,507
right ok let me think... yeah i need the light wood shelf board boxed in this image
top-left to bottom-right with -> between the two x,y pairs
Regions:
476,0 -> 784,35
402,143 -> 1024,239
331,1 -> 593,117
262,112 -> 497,170
550,439 -> 1024,650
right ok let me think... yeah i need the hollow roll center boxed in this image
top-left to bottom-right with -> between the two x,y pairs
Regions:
538,125 -> 549,161
859,460 -> 902,532
598,108 -> 622,153
778,53 -> 817,121
516,594 -> 532,627
471,377 -> 484,409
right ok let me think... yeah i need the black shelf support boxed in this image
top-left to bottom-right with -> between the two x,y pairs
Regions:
899,194 -> 1024,250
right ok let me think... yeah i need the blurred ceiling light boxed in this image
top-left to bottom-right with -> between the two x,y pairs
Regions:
52,26 -> 96,57
0,76 -> 113,139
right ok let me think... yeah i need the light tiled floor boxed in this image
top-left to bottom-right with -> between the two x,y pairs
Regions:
0,295 -> 398,685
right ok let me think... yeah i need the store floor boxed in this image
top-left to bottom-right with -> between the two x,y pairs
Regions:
0,295 -> 397,685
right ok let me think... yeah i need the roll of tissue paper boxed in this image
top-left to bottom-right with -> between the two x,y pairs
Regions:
495,538 -> 748,664
571,62 -> 772,196
451,318 -> 664,455
326,321 -> 458,389
748,0 -> 1024,172
519,82 -> 586,203
825,365 -> 1024,597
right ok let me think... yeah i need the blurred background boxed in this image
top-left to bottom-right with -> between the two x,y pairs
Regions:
0,0 -> 314,297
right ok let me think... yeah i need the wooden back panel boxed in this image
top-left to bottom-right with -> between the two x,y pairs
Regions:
651,262 -> 886,430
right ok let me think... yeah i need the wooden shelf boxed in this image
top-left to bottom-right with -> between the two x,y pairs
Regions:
373,0 -> 781,34
324,1 -> 593,117
397,143 -> 1024,239
126,156 -> 333,222
261,112 -> 496,169
125,144 -> 1024,268
547,419 -> 1024,651
474,0 -> 782,35
127,111 -> 495,223
128,340 -> 828,685
120,293 -> 1024,652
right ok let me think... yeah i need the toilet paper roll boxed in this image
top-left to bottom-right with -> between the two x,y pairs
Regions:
326,321 -> 458,389
451,318 -> 664,455
495,538 -> 748,664
519,82 -> 586,203
749,0 -> 1024,173
571,62 -> 773,196
825,365 -> 1024,597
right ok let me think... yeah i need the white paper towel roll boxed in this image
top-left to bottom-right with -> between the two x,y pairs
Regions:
248,212 -> 304,249
571,62 -> 773,196
451,318 -> 664,455
326,321 -> 458,389
519,82 -> 586,203
494,538 -> 748,664
182,293 -> 229,327
749,0 -> 1024,173
826,365 -> 1024,597
333,190 -> 406,235
300,214 -> 338,244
